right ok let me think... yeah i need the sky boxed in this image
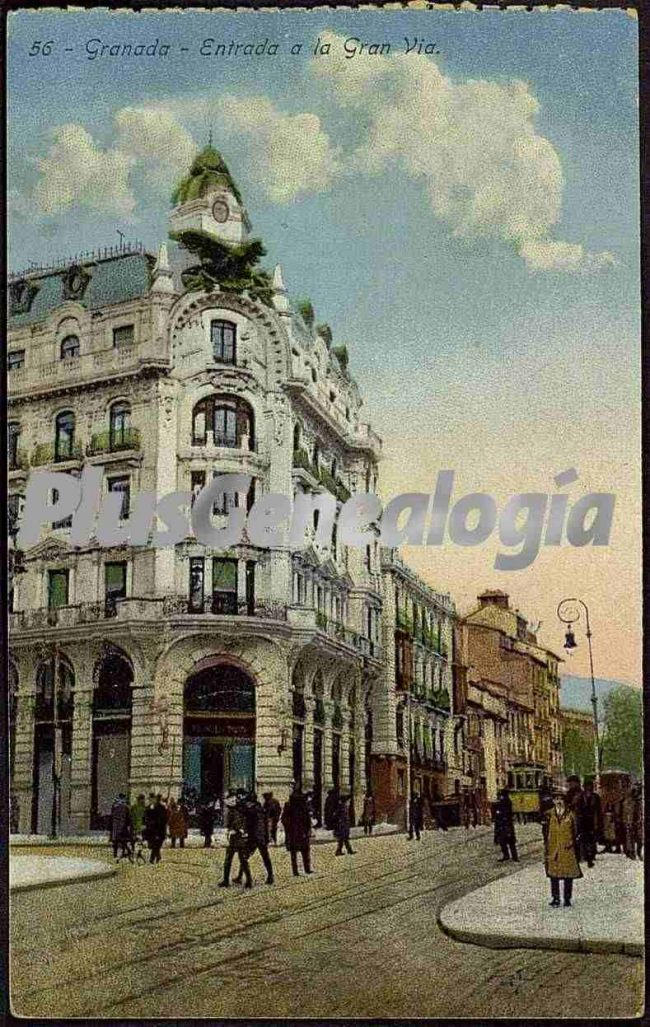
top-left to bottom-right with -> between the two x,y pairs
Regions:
7,8 -> 641,685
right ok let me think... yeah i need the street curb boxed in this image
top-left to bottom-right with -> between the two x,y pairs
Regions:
437,912 -> 644,958
10,865 -> 118,894
10,825 -> 401,849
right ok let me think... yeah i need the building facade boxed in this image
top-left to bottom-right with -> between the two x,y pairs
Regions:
373,551 -> 463,826
8,145 -> 387,834
461,590 -> 563,799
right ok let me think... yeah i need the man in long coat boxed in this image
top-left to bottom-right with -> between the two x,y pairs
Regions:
110,793 -> 133,861
361,792 -> 376,836
143,793 -> 167,864
577,778 -> 601,867
262,791 -> 282,845
235,793 -> 274,885
544,791 -> 582,907
494,789 -> 518,862
282,784 -> 313,876
333,794 -> 356,855
408,792 -> 424,840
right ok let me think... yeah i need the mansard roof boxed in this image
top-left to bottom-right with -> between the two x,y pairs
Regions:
8,252 -> 155,328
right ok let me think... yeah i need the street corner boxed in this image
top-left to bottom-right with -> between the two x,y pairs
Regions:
10,854 -> 117,893
438,854 -> 644,958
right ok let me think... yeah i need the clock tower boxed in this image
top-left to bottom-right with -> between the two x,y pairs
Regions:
170,142 -> 251,245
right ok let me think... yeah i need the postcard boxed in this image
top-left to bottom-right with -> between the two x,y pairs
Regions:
7,3 -> 642,1019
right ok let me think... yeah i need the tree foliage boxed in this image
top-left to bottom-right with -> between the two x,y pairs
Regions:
562,726 -> 596,780
171,229 -> 273,306
601,685 -> 642,777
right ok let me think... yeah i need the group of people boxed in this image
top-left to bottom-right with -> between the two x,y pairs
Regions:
109,792 -> 176,864
490,776 -> 643,910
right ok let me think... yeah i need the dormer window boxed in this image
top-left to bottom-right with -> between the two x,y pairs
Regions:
60,335 -> 80,360
211,320 -> 236,364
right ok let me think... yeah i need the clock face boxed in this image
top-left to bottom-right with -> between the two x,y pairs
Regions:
212,199 -> 229,224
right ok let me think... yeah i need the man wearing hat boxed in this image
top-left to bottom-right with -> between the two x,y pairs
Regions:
544,790 -> 582,907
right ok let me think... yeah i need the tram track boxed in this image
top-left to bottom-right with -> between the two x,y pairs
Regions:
17,831 -> 544,1017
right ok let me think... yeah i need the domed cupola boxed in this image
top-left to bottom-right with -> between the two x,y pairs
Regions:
170,142 -> 251,245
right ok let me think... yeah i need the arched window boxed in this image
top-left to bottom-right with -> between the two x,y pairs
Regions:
8,422 -> 20,470
60,335 -> 80,360
192,395 -> 254,449
35,656 -> 74,722
109,401 -> 131,450
54,411 -> 75,462
293,423 -> 301,452
185,663 -> 255,714
211,320 -> 236,364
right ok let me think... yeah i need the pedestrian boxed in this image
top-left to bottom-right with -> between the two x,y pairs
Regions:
601,803 -> 621,854
281,783 -> 313,877
494,788 -> 519,862
130,792 -> 146,837
622,782 -> 643,860
408,792 -> 424,841
361,791 -> 376,836
168,797 -> 189,849
109,792 -> 133,861
198,797 -> 216,848
235,792 -> 274,885
565,775 -> 583,816
577,778 -> 601,867
324,786 -> 340,831
262,791 -> 282,845
219,794 -> 252,888
544,790 -> 582,907
333,793 -> 356,855
143,792 -> 167,864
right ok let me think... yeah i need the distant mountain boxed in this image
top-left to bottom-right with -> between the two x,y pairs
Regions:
560,676 -> 638,713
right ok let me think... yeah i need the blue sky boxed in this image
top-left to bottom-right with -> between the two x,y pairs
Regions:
7,8 -> 641,683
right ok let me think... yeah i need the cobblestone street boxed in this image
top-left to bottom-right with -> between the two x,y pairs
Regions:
11,825 -> 643,1018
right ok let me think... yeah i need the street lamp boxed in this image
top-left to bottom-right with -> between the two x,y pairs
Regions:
398,689 -> 412,834
557,598 -> 601,787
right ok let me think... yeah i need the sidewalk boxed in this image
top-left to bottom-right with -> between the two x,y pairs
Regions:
10,822 -> 399,848
10,855 -> 117,893
439,852 -> 643,957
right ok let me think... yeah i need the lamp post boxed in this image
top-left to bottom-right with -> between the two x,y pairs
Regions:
399,689 -> 412,835
557,598 -> 601,787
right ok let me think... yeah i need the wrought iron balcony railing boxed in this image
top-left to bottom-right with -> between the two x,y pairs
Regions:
86,427 -> 141,456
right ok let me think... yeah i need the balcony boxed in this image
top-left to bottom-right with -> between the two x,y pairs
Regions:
31,442 -> 83,467
8,343 -> 171,399
86,427 -> 141,457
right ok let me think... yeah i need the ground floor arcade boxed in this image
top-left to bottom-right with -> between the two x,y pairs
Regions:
9,625 -> 387,834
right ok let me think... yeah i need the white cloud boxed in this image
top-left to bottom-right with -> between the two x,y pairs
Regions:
33,123 -> 135,218
215,95 -> 340,203
312,32 -> 614,273
114,107 -> 196,192
23,109 -> 197,220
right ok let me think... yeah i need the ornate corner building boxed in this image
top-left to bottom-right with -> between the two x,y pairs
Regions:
7,144 -> 461,834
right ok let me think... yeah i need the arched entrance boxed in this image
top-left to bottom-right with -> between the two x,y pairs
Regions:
91,647 -> 133,829
182,660 -> 256,809
32,654 -> 74,834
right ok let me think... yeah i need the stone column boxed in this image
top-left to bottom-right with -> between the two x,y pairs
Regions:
340,709 -> 351,795
302,696 -> 315,790
322,698 -> 334,791
129,681 -> 183,799
13,688 -> 35,834
68,686 -> 93,834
